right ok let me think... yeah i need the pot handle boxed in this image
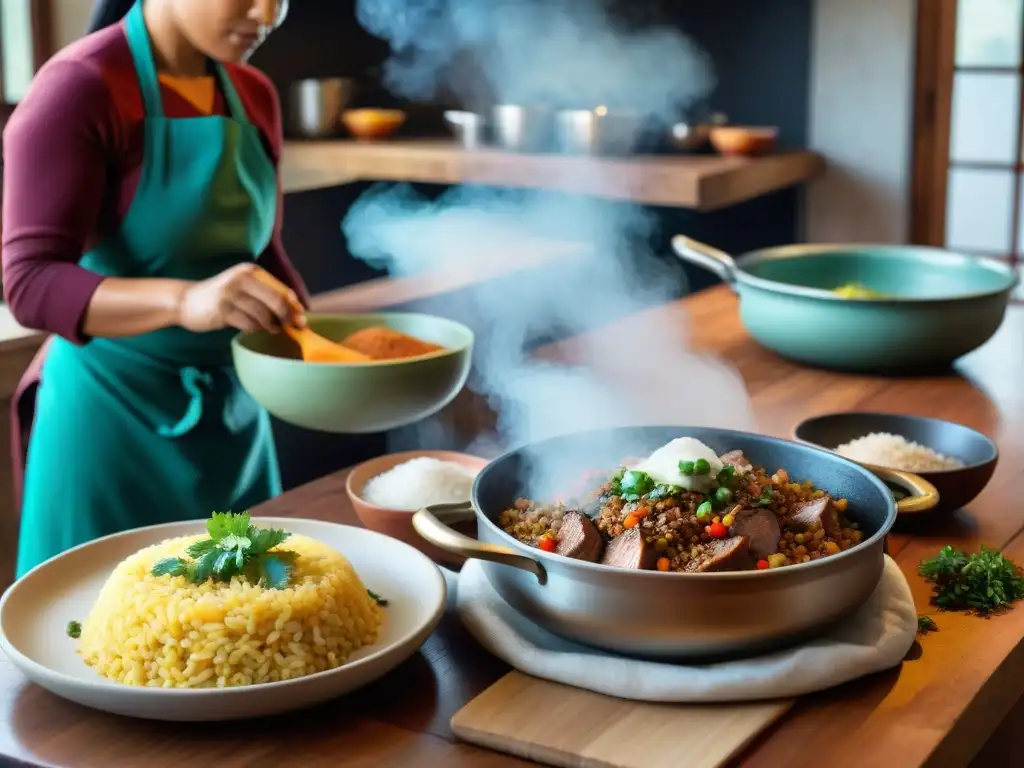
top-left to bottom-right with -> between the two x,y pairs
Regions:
671,235 -> 739,293
865,465 -> 940,515
412,501 -> 548,585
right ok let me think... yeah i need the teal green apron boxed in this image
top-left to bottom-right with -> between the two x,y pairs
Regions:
16,0 -> 282,577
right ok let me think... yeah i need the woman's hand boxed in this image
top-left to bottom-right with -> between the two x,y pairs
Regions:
177,263 -> 306,333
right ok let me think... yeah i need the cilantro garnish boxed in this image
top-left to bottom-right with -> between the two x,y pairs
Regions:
919,545 -> 1024,615
151,512 -> 297,589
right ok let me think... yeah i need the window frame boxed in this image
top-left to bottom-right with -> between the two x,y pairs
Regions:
910,0 -> 1024,299
0,0 -> 55,125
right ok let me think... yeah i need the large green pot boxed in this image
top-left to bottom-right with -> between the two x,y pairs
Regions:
232,313 -> 474,434
673,237 -> 1019,373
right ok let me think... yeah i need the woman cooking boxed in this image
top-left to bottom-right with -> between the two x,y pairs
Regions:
2,0 -> 310,576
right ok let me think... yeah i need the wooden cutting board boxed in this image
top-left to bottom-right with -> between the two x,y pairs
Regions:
451,672 -> 792,768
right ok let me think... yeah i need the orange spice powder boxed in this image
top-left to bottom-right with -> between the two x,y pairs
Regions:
341,326 -> 445,361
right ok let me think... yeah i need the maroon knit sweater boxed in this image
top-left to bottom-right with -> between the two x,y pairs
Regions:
1,21 -> 309,344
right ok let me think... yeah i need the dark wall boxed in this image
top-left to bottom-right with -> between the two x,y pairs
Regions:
250,0 -> 814,488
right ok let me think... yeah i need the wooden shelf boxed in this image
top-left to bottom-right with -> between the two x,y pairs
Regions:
281,139 -> 826,211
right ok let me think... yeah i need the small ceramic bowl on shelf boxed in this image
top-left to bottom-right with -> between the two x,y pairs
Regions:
793,411 -> 998,514
346,450 -> 489,567
341,109 -> 407,141
709,126 -> 778,156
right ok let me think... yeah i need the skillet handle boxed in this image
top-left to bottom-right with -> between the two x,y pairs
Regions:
865,464 -> 940,515
413,502 -> 548,585
671,235 -> 739,294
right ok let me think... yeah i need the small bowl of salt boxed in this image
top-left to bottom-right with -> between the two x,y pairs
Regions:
793,411 -> 998,514
346,450 -> 488,566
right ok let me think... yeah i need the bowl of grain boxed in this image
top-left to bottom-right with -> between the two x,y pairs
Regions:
793,412 -> 998,514
346,450 -> 489,566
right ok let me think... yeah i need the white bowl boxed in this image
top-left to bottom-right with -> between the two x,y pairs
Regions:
0,518 -> 445,721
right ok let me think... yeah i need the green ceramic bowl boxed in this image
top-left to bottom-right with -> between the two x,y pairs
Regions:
232,313 -> 474,434
673,237 -> 1019,373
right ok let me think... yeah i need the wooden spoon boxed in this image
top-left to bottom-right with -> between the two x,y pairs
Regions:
252,270 -> 371,363
282,325 -> 372,363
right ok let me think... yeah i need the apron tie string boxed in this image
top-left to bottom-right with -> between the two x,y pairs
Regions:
157,366 -> 214,438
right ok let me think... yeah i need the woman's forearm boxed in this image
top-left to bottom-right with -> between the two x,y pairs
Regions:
81,277 -> 191,338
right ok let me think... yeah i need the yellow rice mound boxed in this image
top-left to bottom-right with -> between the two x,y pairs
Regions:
78,533 -> 383,688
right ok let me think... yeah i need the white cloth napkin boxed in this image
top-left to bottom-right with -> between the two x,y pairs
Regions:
451,555 -> 917,702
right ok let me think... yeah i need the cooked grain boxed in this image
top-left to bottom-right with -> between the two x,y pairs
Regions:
78,533 -> 383,688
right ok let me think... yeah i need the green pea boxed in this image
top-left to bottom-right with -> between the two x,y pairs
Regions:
655,537 -> 669,551
678,460 -> 695,476
693,458 -> 711,475
717,466 -> 735,485
696,501 -> 713,519
714,487 -> 733,505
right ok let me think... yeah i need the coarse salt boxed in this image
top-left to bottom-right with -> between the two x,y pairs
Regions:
362,457 -> 479,511
835,432 -> 963,473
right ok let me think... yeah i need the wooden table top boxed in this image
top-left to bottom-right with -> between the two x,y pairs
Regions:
1,285 -> 1021,768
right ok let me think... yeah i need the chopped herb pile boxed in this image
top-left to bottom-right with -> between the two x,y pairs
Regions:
151,512 -> 297,589
66,621 -> 81,639
917,616 -> 938,634
367,589 -> 388,607
613,469 -> 655,502
607,463 -> 745,513
919,545 -> 1024,615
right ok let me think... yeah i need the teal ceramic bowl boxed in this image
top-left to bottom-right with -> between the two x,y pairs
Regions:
232,313 -> 474,434
673,237 -> 1019,373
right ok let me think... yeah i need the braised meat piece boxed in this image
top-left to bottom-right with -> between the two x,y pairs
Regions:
600,528 -> 655,570
685,536 -> 754,573
728,507 -> 781,559
719,450 -> 753,474
556,511 -> 604,562
788,495 -> 841,537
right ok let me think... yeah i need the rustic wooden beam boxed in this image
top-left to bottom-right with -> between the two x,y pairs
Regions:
909,0 -> 957,246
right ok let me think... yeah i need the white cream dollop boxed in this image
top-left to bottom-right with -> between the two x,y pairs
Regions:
633,437 -> 724,493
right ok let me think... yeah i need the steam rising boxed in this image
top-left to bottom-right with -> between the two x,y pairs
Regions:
356,0 -> 715,115
343,186 -> 757,493
346,0 -> 756,493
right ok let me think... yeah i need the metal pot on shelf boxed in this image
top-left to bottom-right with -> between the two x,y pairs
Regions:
444,110 -> 486,149
491,104 -> 555,152
555,107 -> 649,155
287,78 -> 355,139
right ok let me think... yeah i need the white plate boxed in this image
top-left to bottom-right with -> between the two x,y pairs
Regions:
0,517 -> 446,721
